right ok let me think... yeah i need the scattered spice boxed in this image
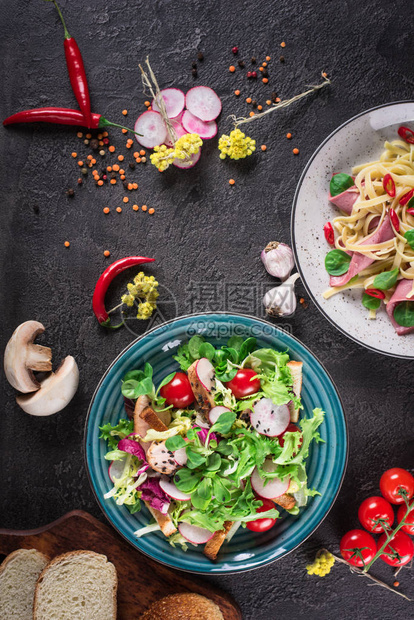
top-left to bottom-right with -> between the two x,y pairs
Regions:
64,241 -> 70,247
249,111 -> 255,117
141,156 -> 147,163
116,207 -> 122,213
104,250 -> 110,257
148,207 -> 155,214
232,46 -> 238,54
109,145 -> 115,153
261,145 -> 267,151
280,41 -> 286,47
71,152 -> 77,158
262,78 -> 268,84
103,207 -> 110,214
280,56 -> 285,62
266,55 -> 271,61
122,109 -> 128,116
229,178 -> 235,185
192,69 -> 198,78
118,155 -> 124,162
262,62 -> 267,68
99,149 -> 105,156
197,52 -> 204,61
144,100 -> 151,107
246,97 -> 252,104
142,204 -> 148,211
77,132 -> 83,138
132,204 -> 139,211
229,65 -> 236,73
257,105 -> 263,111
77,160 -> 83,166
293,147 -> 299,155
266,99 -> 271,105
394,581 -> 400,587
139,150 -> 145,156
66,188 -> 75,197
123,197 -> 129,203
90,138 -> 99,149
251,57 -> 256,63
238,60 -> 245,68
286,132 -> 292,139
234,90 -> 240,96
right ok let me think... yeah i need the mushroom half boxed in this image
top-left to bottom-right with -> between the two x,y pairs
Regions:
4,321 -> 52,393
16,356 -> 79,416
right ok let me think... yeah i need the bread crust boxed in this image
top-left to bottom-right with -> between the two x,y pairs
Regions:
144,502 -> 177,537
140,406 -> 168,433
203,521 -> 233,561
273,493 -> 296,510
0,548 -> 49,575
33,550 -> 117,620
139,592 -> 224,619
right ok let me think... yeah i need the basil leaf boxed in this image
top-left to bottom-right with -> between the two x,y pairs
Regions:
216,368 -> 238,383
404,229 -> 414,251
329,173 -> 354,197
325,249 -> 351,276
205,453 -> 222,471
372,268 -> 399,291
186,449 -> 206,469
157,371 -> 176,390
199,342 -> 216,361
394,301 -> 414,327
123,369 -> 145,383
144,363 -> 153,379
174,468 -> 202,493
210,411 -> 237,436
165,435 -> 187,451
238,337 -> 257,362
188,335 -> 204,359
362,293 -> 381,310
227,335 -> 243,351
121,379 -> 139,399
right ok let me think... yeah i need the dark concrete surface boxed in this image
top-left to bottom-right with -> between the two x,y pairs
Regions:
1,0 -> 413,618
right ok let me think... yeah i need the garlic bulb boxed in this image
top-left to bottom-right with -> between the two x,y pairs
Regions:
263,273 -> 300,317
261,242 -> 294,280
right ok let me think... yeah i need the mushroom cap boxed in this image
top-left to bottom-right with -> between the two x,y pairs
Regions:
4,321 -> 52,393
16,356 -> 79,416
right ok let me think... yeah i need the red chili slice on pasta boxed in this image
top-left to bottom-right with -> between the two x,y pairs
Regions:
398,126 -> 414,144
399,189 -> 414,206
323,222 -> 335,245
365,288 -> 386,299
382,174 -> 396,197
389,208 -> 400,232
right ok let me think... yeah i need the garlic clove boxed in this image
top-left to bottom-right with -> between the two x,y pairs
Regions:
263,273 -> 300,317
261,242 -> 294,281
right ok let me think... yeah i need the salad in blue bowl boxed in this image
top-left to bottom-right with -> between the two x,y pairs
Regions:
85,313 -> 347,574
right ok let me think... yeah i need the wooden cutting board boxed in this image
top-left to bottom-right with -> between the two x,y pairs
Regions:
0,510 -> 241,620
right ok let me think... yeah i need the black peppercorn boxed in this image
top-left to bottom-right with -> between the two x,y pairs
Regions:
123,181 -> 129,189
251,56 -> 256,63
111,172 -> 117,179
271,91 -> 278,100
90,138 -> 99,150
280,56 -> 285,63
66,188 -> 75,197
197,52 -> 204,61
191,61 -> 197,69
192,69 -> 198,77
129,162 -> 136,170
238,60 -> 245,68
33,205 -> 39,214
262,69 -> 269,77
252,100 -> 257,108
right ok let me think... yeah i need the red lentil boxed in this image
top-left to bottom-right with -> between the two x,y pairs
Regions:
141,204 -> 148,211
229,179 -> 235,185
148,208 -> 155,215
103,207 -> 110,214
104,250 -> 110,257
64,241 -> 70,247
293,147 -> 299,155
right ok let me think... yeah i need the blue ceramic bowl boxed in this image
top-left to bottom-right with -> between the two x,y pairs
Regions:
85,313 -> 347,574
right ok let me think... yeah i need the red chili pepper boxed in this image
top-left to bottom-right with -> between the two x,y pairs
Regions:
365,288 -> 385,300
407,208 -> 414,216
389,208 -> 400,232
92,256 -> 155,328
48,0 -> 91,127
3,108 -> 139,135
323,222 -> 335,245
399,189 -> 414,206
383,174 -> 396,197
397,126 -> 414,144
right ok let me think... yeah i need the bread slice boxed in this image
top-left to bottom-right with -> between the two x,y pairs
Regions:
203,521 -> 233,561
287,360 -> 303,422
140,592 -> 224,619
0,548 -> 49,620
144,502 -> 177,537
33,550 -> 117,620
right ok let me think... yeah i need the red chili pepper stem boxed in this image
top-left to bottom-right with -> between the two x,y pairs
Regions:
92,256 -> 155,328
45,0 -> 71,39
98,117 -> 143,136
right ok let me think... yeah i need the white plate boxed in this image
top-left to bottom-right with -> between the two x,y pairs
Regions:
292,101 -> 414,359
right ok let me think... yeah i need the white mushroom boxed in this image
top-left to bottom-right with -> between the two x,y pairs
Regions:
4,321 -> 52,393
16,356 -> 79,416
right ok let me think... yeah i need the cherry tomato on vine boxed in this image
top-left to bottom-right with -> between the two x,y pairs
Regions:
246,498 -> 277,533
358,496 -> 394,533
378,530 -> 414,566
278,423 -> 303,450
379,468 -> 414,505
159,372 -> 195,408
397,504 -> 414,535
339,530 -> 377,567
225,369 -> 261,399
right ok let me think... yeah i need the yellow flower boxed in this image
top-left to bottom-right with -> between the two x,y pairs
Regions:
121,272 -> 159,320
306,550 -> 335,577
150,144 -> 176,172
121,294 -> 135,307
218,128 -> 256,160
150,133 -> 203,172
136,301 -> 156,320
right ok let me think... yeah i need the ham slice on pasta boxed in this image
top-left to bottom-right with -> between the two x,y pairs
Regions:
328,186 -> 360,215
386,279 -> 414,336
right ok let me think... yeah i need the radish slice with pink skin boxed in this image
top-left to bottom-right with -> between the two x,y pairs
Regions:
250,398 -> 290,437
178,522 -> 215,544
195,357 -> 215,390
185,86 -> 222,121
181,110 -> 217,139
134,111 -> 167,148
108,457 -> 127,483
174,446 -> 188,466
209,406 -> 231,426
251,460 -> 290,499
164,121 -> 188,147
159,478 -> 191,501
152,88 -> 185,119
172,149 -> 201,169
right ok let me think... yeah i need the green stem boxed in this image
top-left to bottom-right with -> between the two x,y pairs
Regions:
363,494 -> 414,572
45,0 -> 71,39
99,117 -> 142,137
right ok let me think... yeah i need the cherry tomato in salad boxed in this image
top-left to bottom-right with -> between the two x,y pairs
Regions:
225,369 -> 261,399
358,496 -> 394,533
379,468 -> 414,505
397,504 -> 414,535
339,529 -> 377,567
246,498 -> 277,532
159,372 -> 194,408
278,423 -> 303,450
378,530 -> 414,566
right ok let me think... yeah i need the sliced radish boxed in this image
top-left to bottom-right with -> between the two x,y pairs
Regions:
178,522 -> 215,544
251,460 -> 290,499
108,457 -> 127,483
185,86 -> 222,122
164,120 -> 188,147
152,88 -> 185,119
209,406 -> 231,426
181,110 -> 217,139
195,413 -> 210,429
159,478 -> 191,501
174,446 -> 188,466
172,149 -> 201,169
195,358 -> 214,390
250,399 -> 290,437
134,111 -> 167,148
